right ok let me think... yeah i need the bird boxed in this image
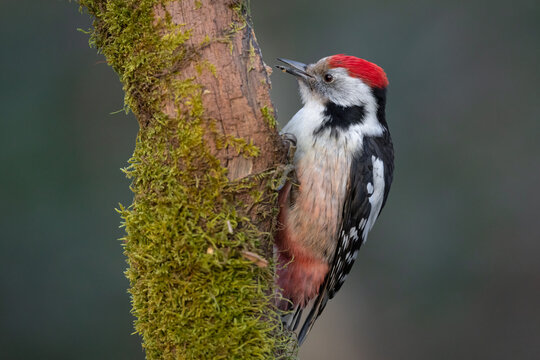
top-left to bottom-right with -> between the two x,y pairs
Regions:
275,54 -> 394,345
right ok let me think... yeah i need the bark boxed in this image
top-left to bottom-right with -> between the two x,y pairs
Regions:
157,0 -> 282,180
80,0 -> 294,358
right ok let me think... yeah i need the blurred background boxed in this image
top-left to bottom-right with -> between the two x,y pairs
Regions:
1,0 -> 539,359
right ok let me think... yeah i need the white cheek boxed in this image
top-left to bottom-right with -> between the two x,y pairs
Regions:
326,70 -> 374,108
325,74 -> 383,139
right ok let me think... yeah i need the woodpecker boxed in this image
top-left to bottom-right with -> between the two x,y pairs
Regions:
275,54 -> 394,344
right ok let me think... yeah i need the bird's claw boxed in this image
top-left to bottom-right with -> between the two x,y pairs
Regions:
281,133 -> 297,162
274,164 -> 296,191
272,133 -> 298,191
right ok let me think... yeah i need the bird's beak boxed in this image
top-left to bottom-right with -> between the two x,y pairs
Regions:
276,58 -> 313,81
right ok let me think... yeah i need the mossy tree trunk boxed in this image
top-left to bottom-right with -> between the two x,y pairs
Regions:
80,0 -> 294,358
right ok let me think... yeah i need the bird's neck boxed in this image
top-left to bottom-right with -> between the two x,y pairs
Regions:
313,100 -> 384,141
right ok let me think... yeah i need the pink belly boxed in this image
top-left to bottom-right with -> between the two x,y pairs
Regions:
276,181 -> 329,308
275,149 -> 349,308
276,246 -> 328,308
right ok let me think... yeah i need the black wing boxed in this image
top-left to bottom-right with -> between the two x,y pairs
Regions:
297,133 -> 394,345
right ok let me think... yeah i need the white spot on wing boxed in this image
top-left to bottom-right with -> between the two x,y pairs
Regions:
362,156 -> 385,242
359,218 -> 367,229
367,182 -> 374,194
342,234 -> 349,247
349,227 -> 358,242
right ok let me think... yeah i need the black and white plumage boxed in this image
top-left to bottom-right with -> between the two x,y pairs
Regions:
275,55 -> 394,345
325,87 -> 394,299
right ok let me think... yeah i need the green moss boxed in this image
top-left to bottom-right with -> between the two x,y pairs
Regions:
199,34 -> 211,47
79,0 -> 294,358
247,42 -> 256,72
229,0 -> 249,18
260,106 -> 277,129
195,60 -> 217,78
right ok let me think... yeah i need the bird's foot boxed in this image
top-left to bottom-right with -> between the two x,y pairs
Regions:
273,133 -> 297,191
281,132 -> 297,162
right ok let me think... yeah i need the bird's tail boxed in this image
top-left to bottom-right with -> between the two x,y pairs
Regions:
296,283 -> 330,345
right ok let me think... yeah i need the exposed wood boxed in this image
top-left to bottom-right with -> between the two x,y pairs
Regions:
155,0 -> 283,181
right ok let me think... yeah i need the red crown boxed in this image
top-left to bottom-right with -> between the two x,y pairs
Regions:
329,54 -> 388,88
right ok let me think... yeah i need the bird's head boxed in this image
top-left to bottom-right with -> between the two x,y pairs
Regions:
276,54 -> 388,109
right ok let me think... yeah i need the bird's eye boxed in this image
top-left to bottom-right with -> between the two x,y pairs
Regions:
323,73 -> 334,83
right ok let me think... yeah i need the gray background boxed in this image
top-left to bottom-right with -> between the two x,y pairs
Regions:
1,0 -> 539,359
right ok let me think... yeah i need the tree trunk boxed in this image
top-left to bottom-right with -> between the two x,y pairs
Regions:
80,0 -> 294,358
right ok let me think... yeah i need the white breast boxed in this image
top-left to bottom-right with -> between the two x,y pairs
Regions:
280,99 -> 385,259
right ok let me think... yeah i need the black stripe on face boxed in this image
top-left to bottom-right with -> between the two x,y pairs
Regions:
314,102 -> 366,138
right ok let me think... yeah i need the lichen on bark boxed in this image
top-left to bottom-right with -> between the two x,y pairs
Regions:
79,0 -> 295,358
